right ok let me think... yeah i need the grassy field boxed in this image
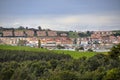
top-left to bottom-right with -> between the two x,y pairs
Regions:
0,45 -> 107,59
54,50 -> 97,59
0,45 -> 48,52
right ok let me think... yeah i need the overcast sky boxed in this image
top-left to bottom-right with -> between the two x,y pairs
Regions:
0,0 -> 120,31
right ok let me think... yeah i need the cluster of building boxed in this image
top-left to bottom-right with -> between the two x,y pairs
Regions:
0,37 -> 73,49
0,30 -> 68,37
76,31 -> 120,52
0,29 -> 120,52
0,29 -> 71,49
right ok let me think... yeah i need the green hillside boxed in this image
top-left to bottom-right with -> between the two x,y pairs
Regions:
68,31 -> 79,38
54,50 -> 96,59
0,45 -> 101,59
0,45 -> 47,52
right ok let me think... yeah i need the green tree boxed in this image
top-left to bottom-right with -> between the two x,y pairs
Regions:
87,48 -> 93,52
103,68 -> 120,80
52,71 -> 79,80
60,71 -> 79,80
38,39 -> 41,48
0,68 -> 14,80
38,26 -> 42,30
11,68 -> 36,80
109,43 -> 120,59
17,26 -> 25,30
50,60 -> 58,71
57,45 -> 65,49
75,47 -> 84,51
17,39 -> 27,46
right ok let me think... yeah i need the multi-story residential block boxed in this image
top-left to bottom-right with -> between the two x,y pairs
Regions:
94,31 -> 113,36
117,36 -> 120,41
0,37 -> 18,45
60,33 -> 67,37
14,30 -> 25,37
45,38 -> 56,44
60,37 -> 73,45
91,34 -> 101,39
47,31 -> 57,36
25,30 -> 34,37
3,30 -> 13,37
56,39 -> 62,44
109,36 -> 116,42
37,31 -> 46,36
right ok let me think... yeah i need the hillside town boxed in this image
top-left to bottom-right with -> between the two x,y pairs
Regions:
0,27 -> 120,52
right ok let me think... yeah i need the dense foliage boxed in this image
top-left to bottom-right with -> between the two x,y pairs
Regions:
113,30 -> 120,36
78,31 -> 93,37
0,44 -> 120,80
